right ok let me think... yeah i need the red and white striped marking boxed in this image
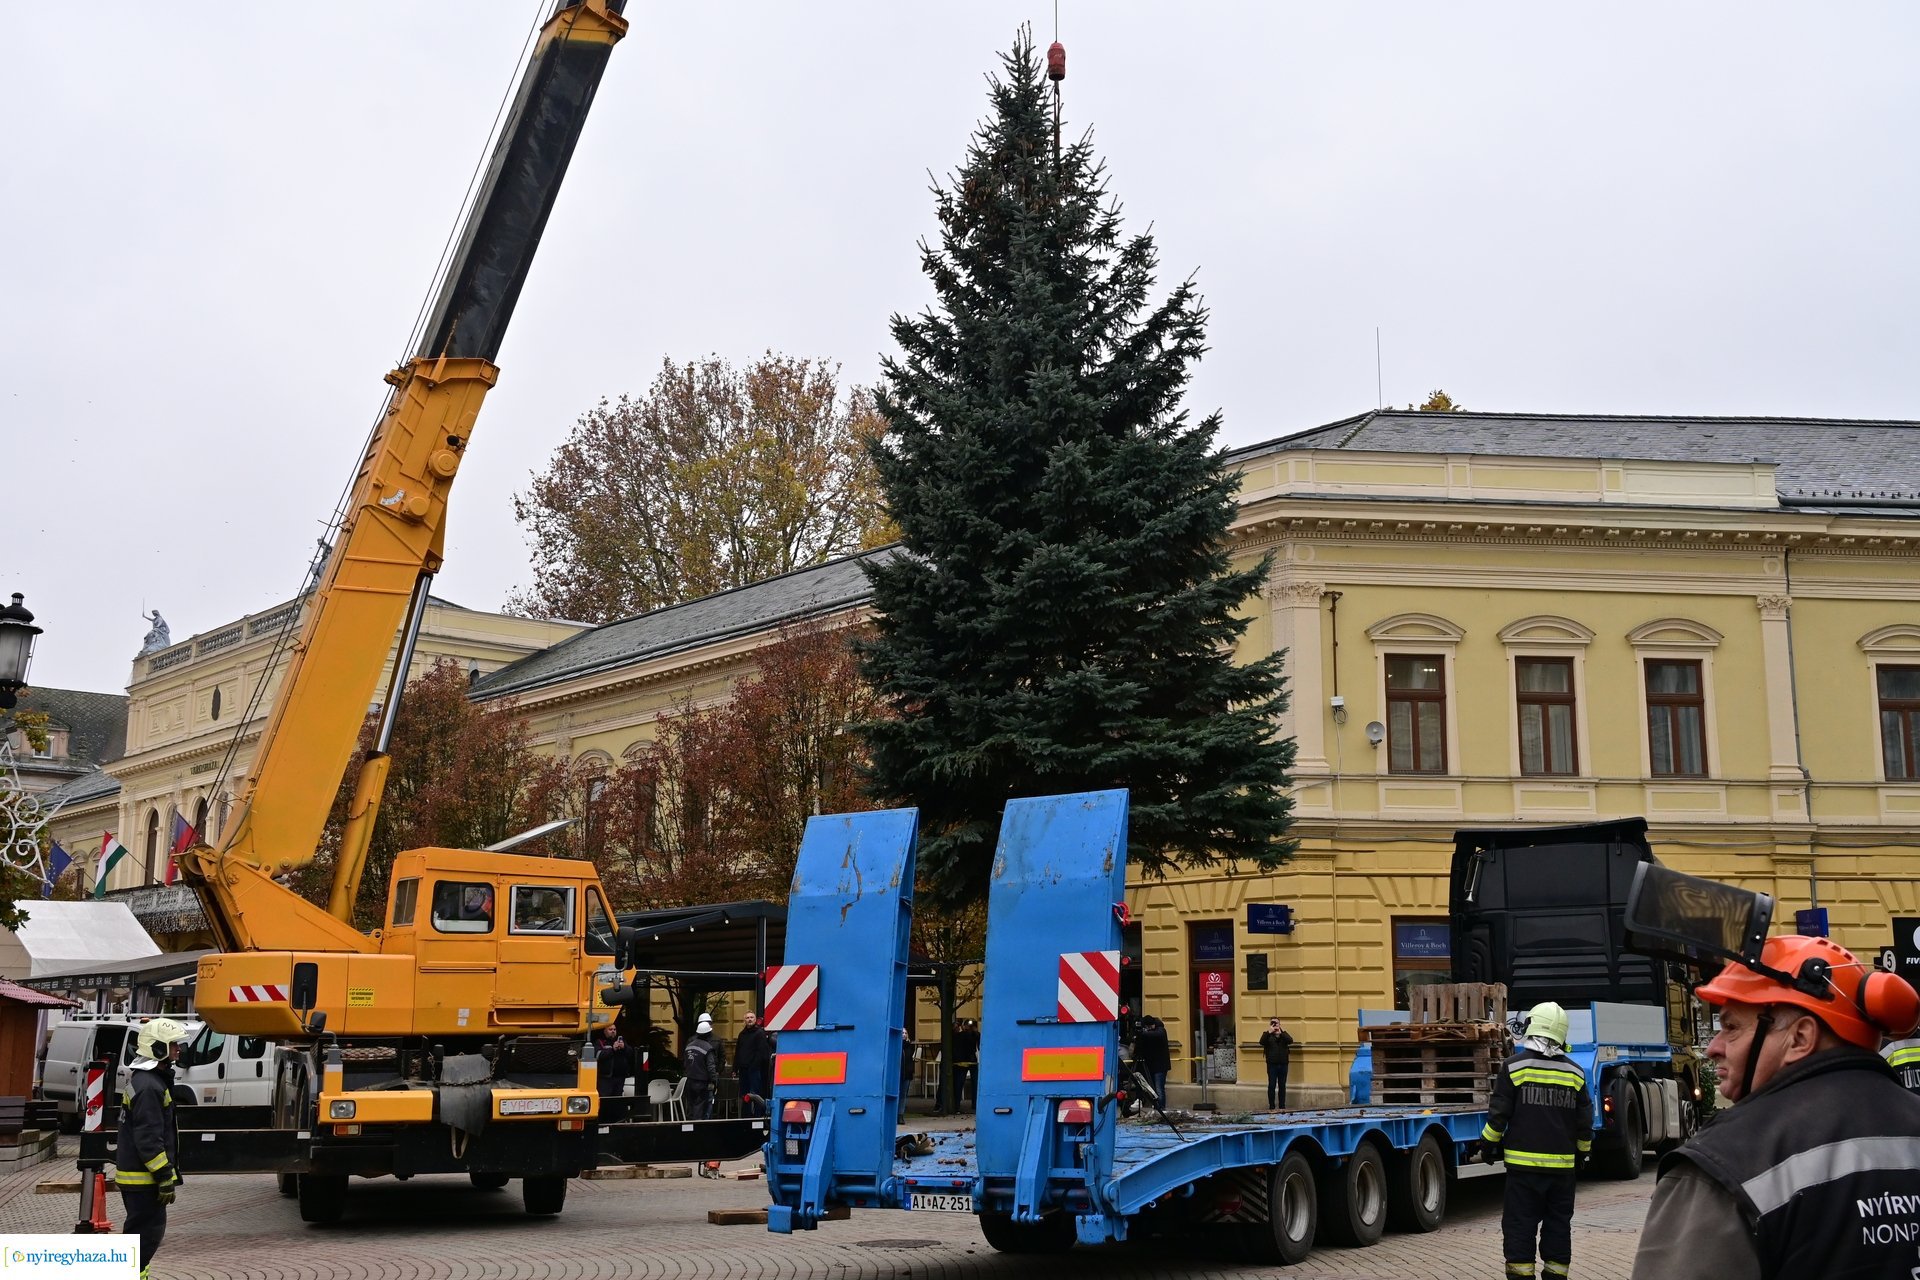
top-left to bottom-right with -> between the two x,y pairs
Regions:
1057,950 -> 1121,1023
82,1064 -> 105,1133
228,984 -> 288,1003
762,964 -> 819,1031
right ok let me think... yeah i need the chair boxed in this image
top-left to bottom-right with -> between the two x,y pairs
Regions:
646,1078 -> 682,1121
920,1053 -> 941,1099
664,1077 -> 688,1121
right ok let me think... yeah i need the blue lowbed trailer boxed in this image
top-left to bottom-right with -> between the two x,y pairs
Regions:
763,790 -> 1508,1264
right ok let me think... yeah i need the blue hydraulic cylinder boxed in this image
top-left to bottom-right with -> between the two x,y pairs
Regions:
976,790 -> 1129,1230
764,808 -> 918,1233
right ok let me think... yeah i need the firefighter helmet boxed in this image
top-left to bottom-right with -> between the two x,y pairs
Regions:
133,1017 -> 192,1063
1696,935 -> 1920,1050
1524,1001 -> 1570,1049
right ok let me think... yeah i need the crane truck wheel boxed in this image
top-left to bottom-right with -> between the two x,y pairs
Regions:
523,1175 -> 567,1216
297,1174 -> 348,1225
470,1171 -> 510,1191
978,1211 -> 1075,1254
1385,1132 -> 1447,1233
1318,1140 -> 1387,1247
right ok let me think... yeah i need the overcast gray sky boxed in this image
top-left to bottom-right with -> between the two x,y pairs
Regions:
8,3 -> 1918,694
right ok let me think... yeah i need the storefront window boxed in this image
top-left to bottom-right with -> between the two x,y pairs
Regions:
1393,917 -> 1451,1010
1189,921 -> 1236,1083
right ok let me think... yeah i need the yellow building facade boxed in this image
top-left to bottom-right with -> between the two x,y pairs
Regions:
472,411 -> 1920,1104
44,596 -> 584,941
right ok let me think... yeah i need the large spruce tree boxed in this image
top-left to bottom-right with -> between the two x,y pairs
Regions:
859,34 -> 1295,905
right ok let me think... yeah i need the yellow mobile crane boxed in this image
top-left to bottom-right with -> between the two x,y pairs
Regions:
97,0 -> 766,1222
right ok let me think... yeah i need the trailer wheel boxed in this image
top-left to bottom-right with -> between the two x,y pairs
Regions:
1318,1140 -> 1386,1247
276,1171 -> 298,1199
978,1211 -> 1075,1254
297,1174 -> 347,1225
523,1175 -> 567,1216
1594,1083 -> 1645,1180
1386,1133 -> 1447,1233
470,1171 -> 511,1191
1242,1149 -> 1318,1265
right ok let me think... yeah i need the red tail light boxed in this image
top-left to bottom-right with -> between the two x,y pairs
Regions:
781,1100 -> 815,1125
1055,1099 -> 1093,1124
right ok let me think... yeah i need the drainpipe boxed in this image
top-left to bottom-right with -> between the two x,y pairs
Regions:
1781,549 -> 1818,910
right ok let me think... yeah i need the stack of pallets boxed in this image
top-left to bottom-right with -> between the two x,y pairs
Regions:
1363,982 -> 1508,1106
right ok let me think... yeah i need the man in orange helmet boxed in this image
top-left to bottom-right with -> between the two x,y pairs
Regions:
1630,934 -> 1920,1280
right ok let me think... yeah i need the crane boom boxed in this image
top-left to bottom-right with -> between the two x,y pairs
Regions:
181,0 -> 627,953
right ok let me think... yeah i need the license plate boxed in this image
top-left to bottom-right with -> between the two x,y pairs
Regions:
908,1192 -> 972,1214
499,1096 -> 562,1115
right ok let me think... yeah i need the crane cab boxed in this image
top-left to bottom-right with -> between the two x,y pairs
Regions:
198,848 -> 617,1040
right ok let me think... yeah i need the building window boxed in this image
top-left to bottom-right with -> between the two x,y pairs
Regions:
1646,659 -> 1707,777
210,687 -> 222,721
1516,657 -> 1577,776
1392,917 -> 1451,1010
193,797 -> 210,843
1386,655 -> 1447,774
144,809 -> 161,886
1882,665 -> 1920,781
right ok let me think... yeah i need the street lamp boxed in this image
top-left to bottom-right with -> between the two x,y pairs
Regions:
0,594 -> 42,711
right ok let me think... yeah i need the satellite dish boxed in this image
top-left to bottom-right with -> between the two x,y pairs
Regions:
1365,721 -> 1386,745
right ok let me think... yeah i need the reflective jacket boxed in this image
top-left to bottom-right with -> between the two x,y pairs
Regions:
115,1064 -> 179,1188
1659,1048 -> 1920,1280
1881,1037 -> 1920,1095
1482,1047 -> 1593,1172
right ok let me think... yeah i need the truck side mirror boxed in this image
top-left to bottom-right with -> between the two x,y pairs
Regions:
306,1010 -> 327,1035
291,962 -> 319,1014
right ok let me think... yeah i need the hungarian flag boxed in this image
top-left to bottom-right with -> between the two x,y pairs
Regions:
93,832 -> 129,898
166,811 -> 198,884
43,841 -> 72,899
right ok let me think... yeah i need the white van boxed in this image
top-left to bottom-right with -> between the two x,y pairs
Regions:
38,1014 -> 275,1128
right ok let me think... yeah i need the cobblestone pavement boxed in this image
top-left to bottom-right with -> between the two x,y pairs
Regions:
1,1142 -> 1658,1279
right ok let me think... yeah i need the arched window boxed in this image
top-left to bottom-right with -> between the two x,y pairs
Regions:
193,796 -> 210,843
144,809 -> 162,887
210,686 -> 222,721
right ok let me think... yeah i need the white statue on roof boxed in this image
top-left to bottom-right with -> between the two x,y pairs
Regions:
139,610 -> 171,655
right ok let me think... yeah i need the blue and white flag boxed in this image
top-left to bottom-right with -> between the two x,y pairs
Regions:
43,840 -> 72,898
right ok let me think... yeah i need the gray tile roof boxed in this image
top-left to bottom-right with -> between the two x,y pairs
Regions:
4,688 -> 128,768
1238,411 -> 1920,505
39,767 -> 123,808
471,549 -> 893,700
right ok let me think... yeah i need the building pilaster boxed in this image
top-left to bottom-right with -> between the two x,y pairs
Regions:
1267,578 -> 1328,776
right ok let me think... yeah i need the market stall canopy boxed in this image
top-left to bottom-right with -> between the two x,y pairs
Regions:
0,900 -> 160,981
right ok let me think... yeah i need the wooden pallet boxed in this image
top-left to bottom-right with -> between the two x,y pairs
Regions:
1367,1038 -> 1500,1106
1408,982 -> 1508,1026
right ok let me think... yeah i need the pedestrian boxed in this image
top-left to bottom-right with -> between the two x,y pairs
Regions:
735,1012 -> 774,1117
1259,1016 -> 1295,1110
1131,1013 -> 1171,1110
1480,1001 -> 1591,1280
594,1025 -> 630,1100
953,1019 -> 981,1109
1631,934 -> 1920,1280
115,1017 -> 191,1279
683,1013 -> 724,1121
1881,1029 -> 1920,1095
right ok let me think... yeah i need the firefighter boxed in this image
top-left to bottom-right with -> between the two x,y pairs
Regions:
1881,1031 -> 1920,1095
1631,935 -> 1920,1280
116,1017 -> 191,1279
1480,1001 -> 1591,1280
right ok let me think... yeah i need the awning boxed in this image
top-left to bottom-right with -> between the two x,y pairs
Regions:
30,948 -> 216,996
0,978 -> 78,1008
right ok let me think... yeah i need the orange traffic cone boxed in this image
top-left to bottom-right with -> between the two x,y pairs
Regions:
73,1168 -> 113,1234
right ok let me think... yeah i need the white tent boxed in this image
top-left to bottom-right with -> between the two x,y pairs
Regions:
0,900 -> 161,981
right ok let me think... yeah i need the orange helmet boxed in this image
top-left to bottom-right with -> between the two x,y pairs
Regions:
1696,934 -> 1920,1050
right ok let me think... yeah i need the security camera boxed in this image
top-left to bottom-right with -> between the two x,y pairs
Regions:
1365,721 -> 1386,745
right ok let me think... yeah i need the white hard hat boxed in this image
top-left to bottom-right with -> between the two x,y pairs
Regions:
135,1017 -> 191,1062
695,1014 -> 713,1032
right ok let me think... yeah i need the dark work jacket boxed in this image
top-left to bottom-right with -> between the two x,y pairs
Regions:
1482,1048 -> 1593,1173
682,1032 -> 722,1086
1260,1029 -> 1295,1066
1658,1048 -> 1920,1280
734,1025 -> 773,1078
115,1064 -> 179,1186
1132,1021 -> 1171,1074
1882,1037 -> 1920,1095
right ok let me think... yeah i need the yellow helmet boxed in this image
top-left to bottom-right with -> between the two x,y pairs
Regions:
1524,1001 -> 1570,1049
134,1017 -> 191,1062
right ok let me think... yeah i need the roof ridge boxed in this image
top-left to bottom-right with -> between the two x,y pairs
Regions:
1364,410 -> 1920,428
